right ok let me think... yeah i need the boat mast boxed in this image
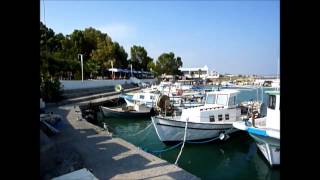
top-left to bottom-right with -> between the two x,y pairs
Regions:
277,56 -> 280,91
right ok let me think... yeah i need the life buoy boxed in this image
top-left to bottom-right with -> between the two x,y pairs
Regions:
115,84 -> 123,92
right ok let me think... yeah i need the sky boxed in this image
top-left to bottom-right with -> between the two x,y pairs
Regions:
40,0 -> 279,75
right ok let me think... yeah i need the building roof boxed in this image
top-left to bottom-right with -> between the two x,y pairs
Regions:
179,65 -> 209,71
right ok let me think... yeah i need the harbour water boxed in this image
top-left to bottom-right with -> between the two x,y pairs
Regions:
96,87 -> 280,180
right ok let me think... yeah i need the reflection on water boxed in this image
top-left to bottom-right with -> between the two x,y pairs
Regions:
96,88 -> 279,180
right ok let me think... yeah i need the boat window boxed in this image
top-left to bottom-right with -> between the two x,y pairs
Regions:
218,114 -> 223,121
228,96 -> 236,106
225,114 -> 229,120
216,94 -> 228,106
150,96 -> 154,100
268,95 -> 276,109
140,95 -> 145,99
206,94 -> 216,104
209,115 -> 215,122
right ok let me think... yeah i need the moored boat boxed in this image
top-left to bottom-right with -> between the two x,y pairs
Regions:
233,90 -> 280,166
151,89 -> 247,143
100,103 -> 152,118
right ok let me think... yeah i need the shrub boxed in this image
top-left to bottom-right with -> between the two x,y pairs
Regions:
40,77 -> 63,102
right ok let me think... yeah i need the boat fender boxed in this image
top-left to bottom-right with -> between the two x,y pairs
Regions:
103,122 -> 107,130
219,132 -> 225,140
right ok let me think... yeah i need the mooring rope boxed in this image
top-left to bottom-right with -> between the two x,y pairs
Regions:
145,127 -> 236,154
174,118 -> 188,165
186,136 -> 220,144
104,122 -> 153,138
145,142 -> 183,154
126,123 -> 153,137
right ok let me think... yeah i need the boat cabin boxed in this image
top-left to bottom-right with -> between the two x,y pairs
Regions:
205,89 -> 239,108
131,92 -> 158,107
265,91 -> 280,130
180,89 -> 241,123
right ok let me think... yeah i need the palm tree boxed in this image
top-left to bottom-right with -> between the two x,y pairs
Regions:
191,71 -> 195,79
198,69 -> 202,79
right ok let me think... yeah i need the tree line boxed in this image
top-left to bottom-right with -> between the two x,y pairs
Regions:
40,21 -> 183,81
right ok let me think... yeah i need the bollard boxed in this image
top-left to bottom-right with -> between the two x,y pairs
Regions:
103,122 -> 107,131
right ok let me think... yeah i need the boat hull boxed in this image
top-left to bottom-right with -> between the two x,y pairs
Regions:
233,121 -> 280,166
100,106 -> 150,118
249,133 -> 280,166
151,116 -> 238,142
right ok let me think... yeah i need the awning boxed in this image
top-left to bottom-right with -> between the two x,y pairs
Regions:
108,68 -> 123,72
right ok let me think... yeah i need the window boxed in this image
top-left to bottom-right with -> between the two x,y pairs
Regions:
268,95 -> 276,109
140,95 -> 145,99
216,94 -> 228,106
225,114 -> 229,120
218,114 -> 223,121
206,95 -> 216,104
228,96 -> 236,106
209,115 -> 215,122
150,96 -> 154,100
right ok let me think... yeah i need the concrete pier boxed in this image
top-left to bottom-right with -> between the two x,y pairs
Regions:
41,90 -> 199,179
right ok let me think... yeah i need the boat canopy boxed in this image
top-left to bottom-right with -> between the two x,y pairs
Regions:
108,68 -> 124,72
265,90 -> 280,96
207,89 -> 239,95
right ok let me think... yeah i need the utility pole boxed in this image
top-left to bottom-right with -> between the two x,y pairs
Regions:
78,54 -> 84,82
111,60 -> 114,79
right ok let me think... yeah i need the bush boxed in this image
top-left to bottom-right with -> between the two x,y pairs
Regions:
40,77 -> 63,102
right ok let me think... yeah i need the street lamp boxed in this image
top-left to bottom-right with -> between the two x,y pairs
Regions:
78,54 -> 83,82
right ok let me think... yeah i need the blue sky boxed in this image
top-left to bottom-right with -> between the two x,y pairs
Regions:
41,0 -> 279,75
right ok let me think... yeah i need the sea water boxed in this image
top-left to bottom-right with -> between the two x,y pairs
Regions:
97,87 -> 280,180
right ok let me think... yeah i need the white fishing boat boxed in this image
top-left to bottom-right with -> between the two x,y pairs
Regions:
100,103 -> 152,118
120,88 -> 205,110
151,89 -> 246,143
156,80 -> 194,94
120,92 -> 158,108
233,90 -> 280,166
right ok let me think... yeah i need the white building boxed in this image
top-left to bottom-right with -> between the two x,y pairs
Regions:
254,78 -> 280,87
179,65 -> 219,80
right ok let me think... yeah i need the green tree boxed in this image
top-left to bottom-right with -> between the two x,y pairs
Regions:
130,45 -> 153,71
112,42 -> 128,68
154,52 -> 183,76
40,21 -> 55,53
84,59 -> 100,79
91,38 -> 114,69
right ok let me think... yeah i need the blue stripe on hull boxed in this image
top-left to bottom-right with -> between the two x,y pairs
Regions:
247,127 -> 267,137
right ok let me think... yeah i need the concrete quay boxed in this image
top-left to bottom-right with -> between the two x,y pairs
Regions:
41,90 -> 199,179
